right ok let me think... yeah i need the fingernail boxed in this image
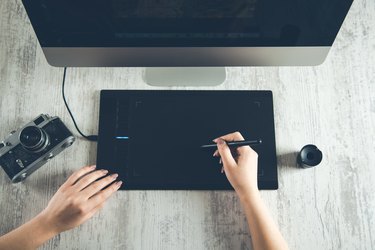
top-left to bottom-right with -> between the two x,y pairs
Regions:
90,165 -> 96,169
102,170 -> 109,174
213,138 -> 218,143
111,173 -> 118,179
217,138 -> 225,145
117,181 -> 123,187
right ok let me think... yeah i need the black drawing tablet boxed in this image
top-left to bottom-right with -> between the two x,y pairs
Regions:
97,90 -> 278,190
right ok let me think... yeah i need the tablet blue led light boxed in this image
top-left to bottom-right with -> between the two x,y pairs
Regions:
116,136 -> 129,140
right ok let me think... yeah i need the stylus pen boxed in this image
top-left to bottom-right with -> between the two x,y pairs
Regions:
200,139 -> 262,148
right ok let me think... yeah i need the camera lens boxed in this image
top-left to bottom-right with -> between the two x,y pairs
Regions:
297,144 -> 323,168
19,126 -> 49,152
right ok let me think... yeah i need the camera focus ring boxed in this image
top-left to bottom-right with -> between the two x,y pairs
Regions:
19,126 -> 49,152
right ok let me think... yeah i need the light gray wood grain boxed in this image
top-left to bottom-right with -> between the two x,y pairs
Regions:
1,0 -> 374,249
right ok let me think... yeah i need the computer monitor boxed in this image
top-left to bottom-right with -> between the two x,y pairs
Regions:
22,0 -> 353,85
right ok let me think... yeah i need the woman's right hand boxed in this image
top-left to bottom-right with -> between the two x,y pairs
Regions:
213,132 -> 259,198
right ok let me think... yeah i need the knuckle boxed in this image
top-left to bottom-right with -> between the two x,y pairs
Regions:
59,186 -> 68,195
111,184 -> 118,191
91,181 -> 101,190
77,168 -> 87,175
83,171 -> 101,184
104,176 -> 113,184
77,204 -> 87,214
76,166 -> 91,176
96,170 -> 105,175
66,196 -> 74,205
234,131 -> 242,138
97,192 -> 107,201
84,165 -> 92,171
250,150 -> 258,158
71,197 -> 81,207
68,173 -> 78,181
70,199 -> 87,214
95,170 -> 107,178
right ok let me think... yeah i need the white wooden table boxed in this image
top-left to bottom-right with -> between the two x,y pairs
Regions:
1,0 -> 374,249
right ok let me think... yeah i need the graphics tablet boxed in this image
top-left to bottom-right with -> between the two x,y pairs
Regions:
97,90 -> 278,190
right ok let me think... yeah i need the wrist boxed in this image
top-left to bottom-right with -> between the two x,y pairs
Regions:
236,186 -> 260,203
35,211 -> 61,238
12,212 -> 61,249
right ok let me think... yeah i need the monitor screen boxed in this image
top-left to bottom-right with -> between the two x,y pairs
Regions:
22,0 -> 352,47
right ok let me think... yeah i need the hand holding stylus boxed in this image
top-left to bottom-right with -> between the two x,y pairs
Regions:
213,132 -> 259,195
201,139 -> 262,149
214,132 -> 288,250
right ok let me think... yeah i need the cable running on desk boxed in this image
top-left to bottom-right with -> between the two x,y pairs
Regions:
62,67 -> 98,142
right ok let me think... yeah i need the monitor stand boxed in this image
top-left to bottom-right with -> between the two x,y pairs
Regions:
143,67 -> 226,87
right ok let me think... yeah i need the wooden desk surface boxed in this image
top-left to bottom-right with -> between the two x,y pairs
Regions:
1,0 -> 374,249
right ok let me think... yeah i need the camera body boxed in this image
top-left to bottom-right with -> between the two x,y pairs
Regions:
0,114 -> 75,183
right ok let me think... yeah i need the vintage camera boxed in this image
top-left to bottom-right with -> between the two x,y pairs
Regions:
0,114 -> 75,183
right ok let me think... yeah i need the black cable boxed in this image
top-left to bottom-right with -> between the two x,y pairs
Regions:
62,67 -> 98,142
